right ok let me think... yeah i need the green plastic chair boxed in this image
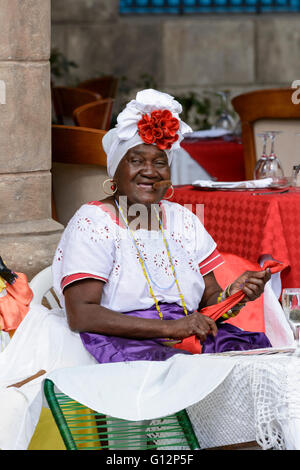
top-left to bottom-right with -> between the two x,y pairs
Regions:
44,378 -> 201,450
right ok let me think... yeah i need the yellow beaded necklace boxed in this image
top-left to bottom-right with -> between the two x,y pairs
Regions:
115,200 -> 188,320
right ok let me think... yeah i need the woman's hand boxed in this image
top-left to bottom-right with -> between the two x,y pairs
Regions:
168,312 -> 218,344
64,279 -> 216,342
229,269 -> 271,302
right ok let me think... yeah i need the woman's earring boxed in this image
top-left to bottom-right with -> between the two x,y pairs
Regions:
103,178 -> 117,196
163,184 -> 174,200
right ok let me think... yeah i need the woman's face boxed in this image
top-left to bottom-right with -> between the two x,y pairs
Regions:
113,144 -> 171,206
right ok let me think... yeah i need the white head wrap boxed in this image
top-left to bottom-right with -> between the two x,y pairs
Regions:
102,89 -> 192,177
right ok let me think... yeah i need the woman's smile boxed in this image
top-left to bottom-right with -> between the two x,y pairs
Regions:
137,182 -> 155,191
135,179 -> 160,192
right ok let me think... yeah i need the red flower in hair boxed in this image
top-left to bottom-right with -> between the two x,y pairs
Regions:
137,109 -> 180,150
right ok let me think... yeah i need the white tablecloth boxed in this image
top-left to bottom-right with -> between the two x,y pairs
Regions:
171,148 -> 212,185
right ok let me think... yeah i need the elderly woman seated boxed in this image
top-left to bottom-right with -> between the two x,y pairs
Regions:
54,89 -> 271,363
0,89 -> 274,450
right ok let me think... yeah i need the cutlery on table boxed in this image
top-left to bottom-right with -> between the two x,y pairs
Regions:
252,189 -> 289,196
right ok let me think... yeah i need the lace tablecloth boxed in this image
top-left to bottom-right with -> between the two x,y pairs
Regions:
186,353 -> 298,450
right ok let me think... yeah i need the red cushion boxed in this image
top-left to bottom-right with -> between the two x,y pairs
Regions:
214,253 -> 265,333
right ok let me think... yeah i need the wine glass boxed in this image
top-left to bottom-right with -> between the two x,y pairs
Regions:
212,91 -> 236,132
254,132 -> 269,179
254,131 -> 284,180
282,288 -> 300,356
266,131 -> 284,179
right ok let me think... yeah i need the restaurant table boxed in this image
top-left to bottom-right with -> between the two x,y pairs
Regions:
181,136 -> 245,182
47,348 -> 300,450
171,186 -> 300,289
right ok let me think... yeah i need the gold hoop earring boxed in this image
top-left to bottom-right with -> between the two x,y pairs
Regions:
103,178 -> 117,196
164,185 -> 174,200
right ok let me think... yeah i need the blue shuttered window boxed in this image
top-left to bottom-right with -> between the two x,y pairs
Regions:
120,0 -> 300,14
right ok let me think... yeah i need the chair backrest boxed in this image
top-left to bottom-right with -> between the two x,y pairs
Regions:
232,88 -> 300,179
29,266 -> 60,309
52,86 -> 101,125
52,125 -> 109,226
52,125 -> 107,165
77,75 -> 119,99
73,98 -> 114,131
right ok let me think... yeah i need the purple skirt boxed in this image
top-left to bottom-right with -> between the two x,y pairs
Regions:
80,303 -> 271,364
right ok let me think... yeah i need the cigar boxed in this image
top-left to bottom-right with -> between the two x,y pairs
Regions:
153,180 -> 172,189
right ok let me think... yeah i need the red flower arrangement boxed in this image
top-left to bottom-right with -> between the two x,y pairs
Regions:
137,109 -> 180,150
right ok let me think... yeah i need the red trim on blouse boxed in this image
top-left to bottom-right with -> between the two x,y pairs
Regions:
199,249 -> 224,276
61,273 -> 107,291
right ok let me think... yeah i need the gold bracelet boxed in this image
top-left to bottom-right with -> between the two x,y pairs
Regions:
218,284 -> 245,320
224,284 -> 232,298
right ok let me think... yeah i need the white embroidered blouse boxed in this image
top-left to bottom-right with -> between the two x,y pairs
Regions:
52,200 -> 223,313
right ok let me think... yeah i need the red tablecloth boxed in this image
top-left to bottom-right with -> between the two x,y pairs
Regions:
171,186 -> 300,289
181,137 -> 245,181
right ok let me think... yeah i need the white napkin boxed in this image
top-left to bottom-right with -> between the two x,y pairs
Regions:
192,178 -> 274,189
184,128 -> 232,139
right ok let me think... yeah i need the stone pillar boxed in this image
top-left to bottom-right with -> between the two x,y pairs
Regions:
0,0 -> 63,279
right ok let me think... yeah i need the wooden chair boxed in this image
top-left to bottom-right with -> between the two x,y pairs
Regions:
52,125 -> 108,226
73,98 -> 114,131
52,86 -> 101,125
232,88 -> 300,179
77,75 -> 119,99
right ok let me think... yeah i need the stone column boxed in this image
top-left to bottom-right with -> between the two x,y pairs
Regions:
0,0 -> 63,279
